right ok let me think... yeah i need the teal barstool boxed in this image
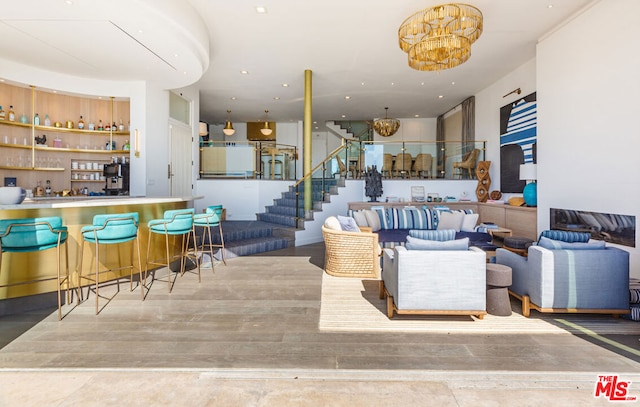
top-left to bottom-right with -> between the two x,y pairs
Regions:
146,208 -> 199,293
77,213 -> 143,315
193,205 -> 227,269
0,217 -> 70,320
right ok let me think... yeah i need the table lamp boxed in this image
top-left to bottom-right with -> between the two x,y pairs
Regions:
519,163 -> 537,207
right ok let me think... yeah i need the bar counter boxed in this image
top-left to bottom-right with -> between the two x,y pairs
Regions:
0,196 -> 202,304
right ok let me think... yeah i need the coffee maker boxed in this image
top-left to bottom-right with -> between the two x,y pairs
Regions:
104,158 -> 130,195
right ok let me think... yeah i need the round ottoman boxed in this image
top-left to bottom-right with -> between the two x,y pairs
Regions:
486,263 -> 512,316
503,236 -> 534,256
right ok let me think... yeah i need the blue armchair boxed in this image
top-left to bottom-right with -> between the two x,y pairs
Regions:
380,243 -> 486,319
496,240 -> 629,317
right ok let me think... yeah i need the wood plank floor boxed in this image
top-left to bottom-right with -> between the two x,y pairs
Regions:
0,243 -> 639,405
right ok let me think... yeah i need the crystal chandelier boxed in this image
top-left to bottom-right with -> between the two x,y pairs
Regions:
222,109 -> 235,136
373,107 -> 400,137
398,3 -> 483,72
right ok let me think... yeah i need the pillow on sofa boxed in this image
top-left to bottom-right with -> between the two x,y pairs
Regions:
461,213 -> 479,232
363,210 -> 381,231
538,230 -> 590,243
337,215 -> 360,232
409,229 -> 456,241
324,216 -> 342,231
538,236 -> 606,250
405,236 -> 469,251
437,211 -> 465,232
352,211 -> 368,228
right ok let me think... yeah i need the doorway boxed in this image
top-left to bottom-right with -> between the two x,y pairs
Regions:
169,121 -> 193,197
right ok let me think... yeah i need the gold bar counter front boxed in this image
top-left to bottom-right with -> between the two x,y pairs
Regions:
0,197 -> 195,302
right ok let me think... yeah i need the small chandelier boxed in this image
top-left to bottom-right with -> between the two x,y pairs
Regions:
398,3 -> 483,72
373,107 -> 400,137
260,109 -> 273,136
222,109 -> 235,136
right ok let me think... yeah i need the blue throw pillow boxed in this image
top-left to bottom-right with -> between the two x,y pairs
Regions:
538,236 -> 605,250
337,215 -> 360,232
538,230 -> 590,243
405,236 -> 469,250
408,229 -> 456,241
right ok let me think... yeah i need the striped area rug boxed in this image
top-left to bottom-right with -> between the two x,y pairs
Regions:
319,273 -> 639,334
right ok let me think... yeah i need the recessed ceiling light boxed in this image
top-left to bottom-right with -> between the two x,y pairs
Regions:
273,97 -> 280,100
421,82 -> 425,86
65,0 -> 73,4
240,70 -> 249,75
183,71 -> 187,75
313,121 -> 317,124
414,114 -> 420,118
344,96 -> 351,100
391,82 -> 395,86
438,95 -> 444,99
230,97 -> 237,100
138,29 -> 143,34
256,6 -> 267,13
174,53 -> 179,58
361,82 -> 365,86
547,4 -> 554,9
282,83 -> 289,87
451,81 -> 456,85
341,114 -> 346,118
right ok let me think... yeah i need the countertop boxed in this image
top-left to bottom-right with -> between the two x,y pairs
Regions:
0,195 -> 203,210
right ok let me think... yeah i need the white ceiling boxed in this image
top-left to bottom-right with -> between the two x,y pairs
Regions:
1,0 -> 595,128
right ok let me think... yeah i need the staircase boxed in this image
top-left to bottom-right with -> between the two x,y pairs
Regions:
200,178 -> 343,261
257,178 -> 342,228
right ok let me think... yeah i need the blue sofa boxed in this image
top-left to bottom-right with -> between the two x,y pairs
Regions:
350,206 -> 496,251
496,233 -> 630,317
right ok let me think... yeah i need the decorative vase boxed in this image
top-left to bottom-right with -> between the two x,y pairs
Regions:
523,182 -> 537,207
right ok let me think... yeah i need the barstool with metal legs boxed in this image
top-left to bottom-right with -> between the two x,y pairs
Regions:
0,217 -> 70,320
193,205 -> 226,270
77,213 -> 143,314
145,208 -> 199,293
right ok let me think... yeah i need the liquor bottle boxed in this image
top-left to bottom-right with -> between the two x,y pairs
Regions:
45,180 -> 52,196
112,121 -> 117,132
0,106 -> 5,120
105,122 -> 111,131
123,140 -> 130,151
78,115 -> 85,129
118,119 -> 125,132
44,114 -> 51,126
34,113 -> 40,126
8,105 -> 15,122
98,120 -> 104,131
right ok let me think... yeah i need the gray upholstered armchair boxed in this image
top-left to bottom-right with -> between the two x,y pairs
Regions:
496,239 -> 630,317
380,244 -> 486,319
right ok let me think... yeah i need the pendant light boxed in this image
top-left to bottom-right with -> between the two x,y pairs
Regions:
260,109 -> 273,136
222,110 -> 235,136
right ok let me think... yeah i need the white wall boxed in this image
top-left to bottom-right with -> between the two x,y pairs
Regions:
536,0 -> 640,277
194,179 -> 291,220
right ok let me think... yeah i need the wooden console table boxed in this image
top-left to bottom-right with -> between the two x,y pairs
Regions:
347,201 -> 537,241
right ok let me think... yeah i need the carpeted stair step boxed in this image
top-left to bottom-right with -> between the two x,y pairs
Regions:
256,212 -> 298,227
265,205 -> 299,216
213,236 -> 289,260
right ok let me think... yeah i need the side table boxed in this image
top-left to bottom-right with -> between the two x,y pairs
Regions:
487,227 -> 512,247
486,263 -> 512,316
